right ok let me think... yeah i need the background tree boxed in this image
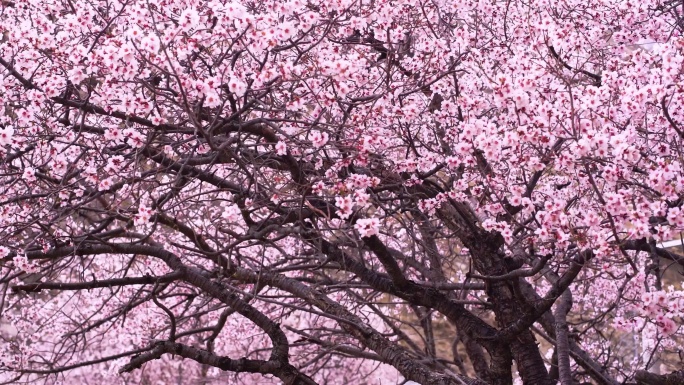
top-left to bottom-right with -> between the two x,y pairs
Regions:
0,0 -> 683,384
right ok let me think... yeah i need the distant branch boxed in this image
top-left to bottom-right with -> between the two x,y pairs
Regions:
661,95 -> 684,138
11,271 -> 182,293
548,46 -> 602,87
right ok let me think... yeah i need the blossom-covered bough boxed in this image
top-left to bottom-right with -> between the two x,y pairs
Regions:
1,0 -> 683,384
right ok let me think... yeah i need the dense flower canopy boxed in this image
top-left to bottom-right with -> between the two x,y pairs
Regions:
1,0 -> 684,384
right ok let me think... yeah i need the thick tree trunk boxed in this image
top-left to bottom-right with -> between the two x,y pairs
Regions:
437,204 -> 554,385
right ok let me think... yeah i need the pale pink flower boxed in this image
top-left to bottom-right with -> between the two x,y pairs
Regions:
335,195 -> 353,219
355,218 -> 380,237
13,255 -> 38,274
179,8 -> 200,32
0,125 -> 14,146
353,190 -> 370,207
105,155 -> 125,173
125,129 -> 146,148
22,168 -> 36,183
50,156 -> 68,175
275,141 -> 287,155
104,127 -> 124,143
228,78 -> 247,97
98,178 -> 114,191
134,203 -> 154,227
140,34 -> 161,53
658,317 -> 677,336
204,90 -> 222,108
311,131 -> 329,148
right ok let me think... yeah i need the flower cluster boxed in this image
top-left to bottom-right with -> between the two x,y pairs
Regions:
354,218 -> 380,238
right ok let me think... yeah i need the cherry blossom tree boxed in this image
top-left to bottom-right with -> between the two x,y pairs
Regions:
1,0 -> 684,384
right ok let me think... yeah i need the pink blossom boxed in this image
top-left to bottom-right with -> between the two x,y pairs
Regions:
658,317 -> 677,336
104,127 -> 124,143
179,8 -> 200,32
98,178 -> 114,191
275,140 -> 287,155
50,156 -> 68,176
204,90 -> 222,108
227,77 -> 247,97
140,34 -> 161,53
310,131 -> 329,148
105,155 -> 126,173
22,168 -> 36,183
13,255 -> 38,274
125,129 -> 146,148
335,195 -> 353,219
0,125 -> 14,146
353,190 -> 370,207
354,218 -> 379,237
134,203 -> 154,227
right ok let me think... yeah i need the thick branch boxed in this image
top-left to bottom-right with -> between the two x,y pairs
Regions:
120,340 -> 318,385
622,239 -> 684,268
364,235 -> 410,288
231,266 -> 489,385
497,251 -> 590,340
20,244 -> 291,365
11,271 -> 182,293
554,290 -> 573,385
635,370 -> 684,385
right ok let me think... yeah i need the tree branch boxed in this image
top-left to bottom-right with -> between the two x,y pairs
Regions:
11,271 -> 182,293
120,340 -> 319,385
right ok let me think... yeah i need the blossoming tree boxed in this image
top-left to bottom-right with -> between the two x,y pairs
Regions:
1,0 -> 684,384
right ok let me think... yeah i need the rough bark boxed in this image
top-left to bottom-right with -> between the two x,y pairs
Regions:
636,370 -> 684,385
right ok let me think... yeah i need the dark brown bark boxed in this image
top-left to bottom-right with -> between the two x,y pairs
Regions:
635,370 -> 684,385
437,203 -> 553,385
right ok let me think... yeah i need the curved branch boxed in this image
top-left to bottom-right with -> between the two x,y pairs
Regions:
468,255 -> 551,282
661,95 -> 684,138
120,340 -> 319,385
230,265 -> 489,385
548,46 -> 602,86
19,244 -> 292,366
496,252 -> 588,340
